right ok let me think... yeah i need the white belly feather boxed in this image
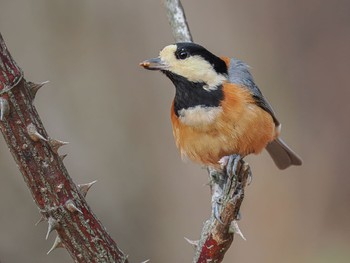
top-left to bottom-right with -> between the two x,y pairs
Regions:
177,106 -> 222,126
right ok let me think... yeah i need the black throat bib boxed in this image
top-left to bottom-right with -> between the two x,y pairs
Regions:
163,71 -> 224,117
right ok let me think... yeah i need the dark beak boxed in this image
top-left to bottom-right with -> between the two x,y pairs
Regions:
139,57 -> 168,71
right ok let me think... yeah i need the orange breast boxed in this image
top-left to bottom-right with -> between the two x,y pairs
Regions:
170,83 -> 277,167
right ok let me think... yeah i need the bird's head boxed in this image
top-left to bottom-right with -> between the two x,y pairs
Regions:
140,42 -> 228,90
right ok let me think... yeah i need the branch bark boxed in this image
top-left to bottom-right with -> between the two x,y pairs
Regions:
163,1 -> 250,262
164,0 -> 193,42
0,33 -> 128,263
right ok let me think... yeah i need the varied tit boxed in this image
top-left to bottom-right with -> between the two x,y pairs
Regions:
140,42 -> 302,170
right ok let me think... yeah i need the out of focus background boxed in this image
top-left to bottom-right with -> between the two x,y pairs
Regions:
0,0 -> 349,262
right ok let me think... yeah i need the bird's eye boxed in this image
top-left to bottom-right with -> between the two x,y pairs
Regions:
177,49 -> 189,60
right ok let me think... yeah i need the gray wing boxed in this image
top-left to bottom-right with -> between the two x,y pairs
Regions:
227,58 -> 280,126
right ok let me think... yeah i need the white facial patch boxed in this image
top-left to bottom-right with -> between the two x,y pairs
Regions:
178,105 -> 222,126
159,45 -> 227,90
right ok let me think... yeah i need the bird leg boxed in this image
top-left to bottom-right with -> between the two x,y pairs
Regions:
210,154 -> 251,223
226,154 -> 241,179
208,167 -> 226,223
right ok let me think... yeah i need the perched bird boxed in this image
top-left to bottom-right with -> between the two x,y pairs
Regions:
140,42 -> 302,171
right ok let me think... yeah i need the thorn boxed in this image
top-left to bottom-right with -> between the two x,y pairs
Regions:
46,217 -> 59,240
65,200 -> 83,214
47,235 -> 64,254
60,154 -> 67,161
229,220 -> 246,241
0,97 -> 9,121
35,215 -> 46,226
78,180 -> 97,198
27,123 -> 47,142
28,80 -> 49,99
184,237 -> 199,248
48,138 -> 69,153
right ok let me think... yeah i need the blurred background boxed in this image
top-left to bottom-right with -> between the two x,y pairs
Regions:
0,0 -> 349,262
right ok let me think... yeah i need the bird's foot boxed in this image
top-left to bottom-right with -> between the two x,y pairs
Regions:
212,154 -> 251,224
208,167 -> 226,223
219,154 -> 242,178
225,154 -> 241,178
220,154 -> 253,184
218,156 -> 230,168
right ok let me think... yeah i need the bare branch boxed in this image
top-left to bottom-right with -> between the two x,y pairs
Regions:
0,33 -> 128,263
164,0 -> 193,42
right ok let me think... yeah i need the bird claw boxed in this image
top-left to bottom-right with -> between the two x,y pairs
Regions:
211,154 -> 245,224
218,156 -> 230,168
226,154 -> 241,178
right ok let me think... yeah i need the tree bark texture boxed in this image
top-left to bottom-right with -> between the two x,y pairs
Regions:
0,33 -> 128,263
164,0 -> 193,42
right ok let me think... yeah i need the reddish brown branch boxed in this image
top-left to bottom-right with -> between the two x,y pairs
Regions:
0,33 -> 128,263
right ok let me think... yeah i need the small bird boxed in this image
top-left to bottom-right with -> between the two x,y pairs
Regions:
140,42 -> 302,171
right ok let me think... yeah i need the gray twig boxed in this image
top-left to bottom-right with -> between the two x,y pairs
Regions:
164,0 -> 193,42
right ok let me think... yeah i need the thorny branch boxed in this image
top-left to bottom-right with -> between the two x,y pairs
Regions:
0,33 -> 128,263
163,1 -> 250,262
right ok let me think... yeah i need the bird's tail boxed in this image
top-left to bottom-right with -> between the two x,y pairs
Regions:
265,137 -> 302,170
